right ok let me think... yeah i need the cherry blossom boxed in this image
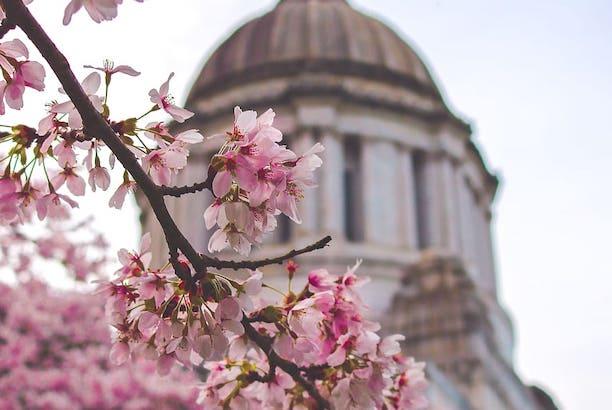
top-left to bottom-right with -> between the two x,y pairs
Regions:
51,165 -> 86,196
84,59 -> 140,80
0,39 -> 29,77
108,180 -> 136,209
149,73 -> 194,123
36,191 -> 78,220
87,165 -> 111,191
3,60 -> 45,110
51,72 -> 103,128
63,0 -> 144,25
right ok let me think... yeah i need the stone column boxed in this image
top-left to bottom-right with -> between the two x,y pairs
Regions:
398,149 -> 419,249
455,167 -> 476,265
420,155 -> 441,248
464,181 -> 481,277
293,131 -> 319,240
482,209 -> 498,295
418,152 -> 462,253
320,132 -> 345,239
439,156 -> 461,253
362,139 -> 401,246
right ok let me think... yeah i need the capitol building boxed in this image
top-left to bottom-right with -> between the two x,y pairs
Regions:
141,0 -> 557,408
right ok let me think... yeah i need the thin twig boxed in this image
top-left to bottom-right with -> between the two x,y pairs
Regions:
202,235 -> 332,271
160,171 -> 213,197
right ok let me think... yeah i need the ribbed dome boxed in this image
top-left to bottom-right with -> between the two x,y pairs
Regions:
187,0 -> 442,104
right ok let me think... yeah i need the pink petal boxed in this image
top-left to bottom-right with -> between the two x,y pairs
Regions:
212,171 -> 232,198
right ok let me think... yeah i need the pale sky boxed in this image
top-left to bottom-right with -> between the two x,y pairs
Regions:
5,1 -> 612,408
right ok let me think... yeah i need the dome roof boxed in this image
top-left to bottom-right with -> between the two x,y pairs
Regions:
186,0 -> 442,105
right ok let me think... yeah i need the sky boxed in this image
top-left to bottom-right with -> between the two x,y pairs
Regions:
4,1 -> 612,408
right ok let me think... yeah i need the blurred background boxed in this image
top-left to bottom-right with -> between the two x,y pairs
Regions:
5,0 -> 612,408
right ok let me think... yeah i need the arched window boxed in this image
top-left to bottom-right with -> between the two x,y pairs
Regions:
343,137 -> 364,242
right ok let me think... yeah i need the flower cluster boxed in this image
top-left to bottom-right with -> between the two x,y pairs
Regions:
102,236 -> 428,409
0,62 -> 201,224
0,280 -> 199,409
199,262 -> 428,409
205,107 -> 324,255
100,233 -> 264,374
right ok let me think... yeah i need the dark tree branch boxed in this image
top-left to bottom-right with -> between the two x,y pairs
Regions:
203,235 -> 332,271
160,176 -> 212,197
0,18 -> 16,39
242,319 -> 330,409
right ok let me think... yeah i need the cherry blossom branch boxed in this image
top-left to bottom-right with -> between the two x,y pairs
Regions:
3,3 -> 332,405
242,318 -> 330,409
2,0 -> 206,279
203,235 -> 332,271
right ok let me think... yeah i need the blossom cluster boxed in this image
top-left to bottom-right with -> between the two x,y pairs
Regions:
100,233 -> 264,373
205,107 -> 324,255
199,263 -> 428,409
102,235 -> 428,409
0,61 -> 203,225
0,280 -> 199,409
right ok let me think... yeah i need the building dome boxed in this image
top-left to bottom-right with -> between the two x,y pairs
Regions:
187,0 -> 445,110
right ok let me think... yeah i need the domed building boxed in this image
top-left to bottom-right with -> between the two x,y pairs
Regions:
141,0 -> 556,408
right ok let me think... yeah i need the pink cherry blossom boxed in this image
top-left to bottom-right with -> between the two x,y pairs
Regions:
36,192 -> 78,220
0,39 -> 29,77
108,180 -> 136,209
149,73 -> 194,123
116,232 -> 151,278
4,61 -> 45,110
51,165 -> 86,196
109,341 -> 130,365
51,72 -> 103,128
52,140 -> 77,166
63,0 -> 142,25
208,202 -> 253,256
87,165 -> 111,191
142,145 -> 188,185
84,59 -> 140,79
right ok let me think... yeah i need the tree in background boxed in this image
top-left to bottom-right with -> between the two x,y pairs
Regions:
0,1 -> 428,408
